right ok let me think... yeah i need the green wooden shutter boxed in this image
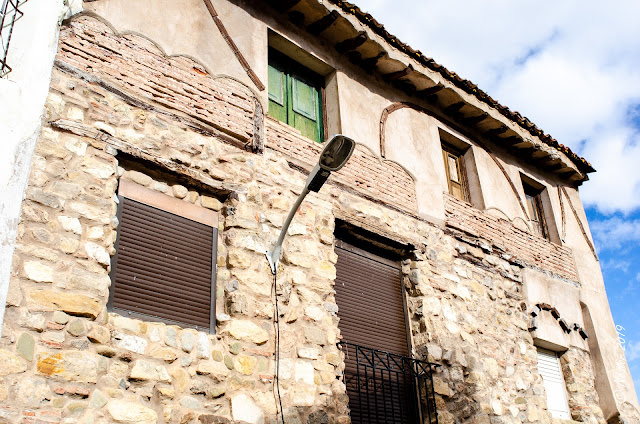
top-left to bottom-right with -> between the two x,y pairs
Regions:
290,75 -> 322,142
267,48 -> 324,143
268,64 -> 287,123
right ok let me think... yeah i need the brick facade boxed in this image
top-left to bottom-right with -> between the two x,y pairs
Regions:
445,195 -> 579,283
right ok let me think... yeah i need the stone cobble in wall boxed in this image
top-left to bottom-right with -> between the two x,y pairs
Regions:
331,191 -> 606,424
561,349 -> 606,423
1,67 -> 348,423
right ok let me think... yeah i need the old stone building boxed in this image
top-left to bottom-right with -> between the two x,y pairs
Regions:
0,0 -> 638,423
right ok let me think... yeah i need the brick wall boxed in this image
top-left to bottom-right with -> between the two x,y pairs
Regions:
58,17 -> 257,143
58,16 -> 418,216
266,118 -> 418,213
445,195 -> 578,282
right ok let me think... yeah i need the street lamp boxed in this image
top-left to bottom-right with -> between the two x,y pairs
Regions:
266,134 -> 356,274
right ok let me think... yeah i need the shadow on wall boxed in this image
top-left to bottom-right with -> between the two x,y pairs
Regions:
581,302 -> 619,422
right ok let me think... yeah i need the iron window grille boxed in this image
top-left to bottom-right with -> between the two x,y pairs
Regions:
339,342 -> 439,424
0,0 -> 27,77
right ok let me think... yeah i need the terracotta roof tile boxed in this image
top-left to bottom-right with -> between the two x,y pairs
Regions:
328,0 -> 595,173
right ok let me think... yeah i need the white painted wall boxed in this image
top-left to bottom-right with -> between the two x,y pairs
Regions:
0,0 -> 80,335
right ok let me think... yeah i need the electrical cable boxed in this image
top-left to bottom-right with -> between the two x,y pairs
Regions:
273,271 -> 285,424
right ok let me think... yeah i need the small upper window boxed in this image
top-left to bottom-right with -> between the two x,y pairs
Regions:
442,143 -> 469,202
268,48 -> 324,143
523,180 -> 548,239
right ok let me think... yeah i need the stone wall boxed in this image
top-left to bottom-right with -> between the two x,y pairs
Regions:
0,13 -> 616,424
1,64 -> 348,423
561,349 -> 606,422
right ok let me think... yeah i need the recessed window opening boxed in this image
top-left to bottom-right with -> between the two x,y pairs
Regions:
522,176 -> 549,240
332,221 -> 437,424
438,128 -> 485,209
442,142 -> 469,203
108,179 -> 218,333
536,347 -> 571,420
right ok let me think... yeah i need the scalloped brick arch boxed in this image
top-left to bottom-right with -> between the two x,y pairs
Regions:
58,13 -> 265,152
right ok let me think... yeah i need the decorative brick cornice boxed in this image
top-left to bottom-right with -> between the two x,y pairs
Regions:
530,303 -> 589,339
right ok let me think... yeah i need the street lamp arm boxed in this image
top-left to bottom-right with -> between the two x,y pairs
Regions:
264,134 -> 355,275
266,186 -> 310,275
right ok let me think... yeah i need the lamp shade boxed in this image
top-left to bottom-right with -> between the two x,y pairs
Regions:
319,135 -> 356,171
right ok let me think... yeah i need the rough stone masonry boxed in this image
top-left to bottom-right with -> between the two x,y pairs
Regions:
0,9 -> 638,424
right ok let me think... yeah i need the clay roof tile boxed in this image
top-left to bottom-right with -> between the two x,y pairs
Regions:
328,0 -> 595,173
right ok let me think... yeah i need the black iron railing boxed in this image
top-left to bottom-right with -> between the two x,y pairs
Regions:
1,0 -> 28,77
339,342 -> 439,424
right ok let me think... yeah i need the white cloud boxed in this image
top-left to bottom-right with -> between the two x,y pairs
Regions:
600,259 -> 631,274
357,0 -> 640,214
580,128 -> 640,213
627,339 -> 640,363
590,217 -> 640,251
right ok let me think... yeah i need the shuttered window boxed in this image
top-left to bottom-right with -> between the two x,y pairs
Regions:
268,48 -> 324,143
442,143 -> 469,202
523,180 -> 549,240
536,348 -> 571,420
334,240 -> 409,355
108,180 -> 218,332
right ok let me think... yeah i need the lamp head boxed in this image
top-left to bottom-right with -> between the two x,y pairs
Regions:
318,135 -> 356,171
305,135 -> 356,192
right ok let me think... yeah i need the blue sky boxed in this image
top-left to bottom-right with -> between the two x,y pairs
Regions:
359,0 -> 640,399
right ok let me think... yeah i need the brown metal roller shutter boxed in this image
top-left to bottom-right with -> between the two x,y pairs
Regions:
110,197 -> 216,330
335,241 -> 413,424
334,241 -> 408,356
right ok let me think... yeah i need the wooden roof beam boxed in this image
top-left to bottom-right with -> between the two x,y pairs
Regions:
534,155 -> 557,167
546,163 -> 567,172
270,0 -> 302,13
417,83 -> 444,98
335,32 -> 367,53
483,125 -> 508,138
383,64 -> 413,82
287,11 -> 305,26
360,51 -> 387,73
501,136 -> 522,147
307,10 -> 340,35
444,102 -> 465,116
460,112 -> 488,126
393,79 -> 417,96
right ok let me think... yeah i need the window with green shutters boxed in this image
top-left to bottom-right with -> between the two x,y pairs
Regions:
268,48 -> 324,143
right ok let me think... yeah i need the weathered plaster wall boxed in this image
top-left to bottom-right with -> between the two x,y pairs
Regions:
384,109 -> 448,224
334,71 -> 389,152
84,0 -> 267,103
523,268 -> 587,351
